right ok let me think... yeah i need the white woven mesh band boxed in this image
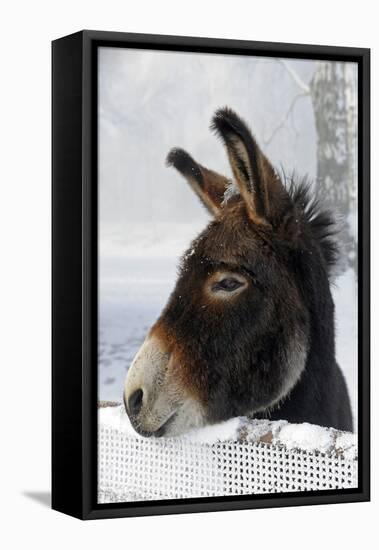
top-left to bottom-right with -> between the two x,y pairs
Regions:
98,407 -> 358,503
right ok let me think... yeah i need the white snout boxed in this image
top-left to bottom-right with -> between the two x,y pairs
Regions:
123,334 -> 205,437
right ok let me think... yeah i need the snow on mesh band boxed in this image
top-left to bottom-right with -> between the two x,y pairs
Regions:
98,405 -> 358,503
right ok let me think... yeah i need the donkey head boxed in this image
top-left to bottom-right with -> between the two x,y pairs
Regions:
124,107 -> 336,437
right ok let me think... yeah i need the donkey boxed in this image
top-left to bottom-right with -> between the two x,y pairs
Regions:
123,107 -> 353,437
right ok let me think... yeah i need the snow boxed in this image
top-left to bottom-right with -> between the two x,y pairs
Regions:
99,404 -> 135,435
278,423 -> 338,453
99,403 -> 242,443
99,405 -> 357,458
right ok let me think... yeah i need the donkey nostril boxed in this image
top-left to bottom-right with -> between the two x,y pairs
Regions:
128,388 -> 144,416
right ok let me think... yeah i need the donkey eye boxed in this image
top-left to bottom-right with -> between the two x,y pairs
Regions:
212,278 -> 244,292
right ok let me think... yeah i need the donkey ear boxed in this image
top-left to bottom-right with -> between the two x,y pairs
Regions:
211,107 -> 282,224
166,148 -> 230,216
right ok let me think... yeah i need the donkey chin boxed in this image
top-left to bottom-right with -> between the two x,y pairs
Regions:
123,334 -> 206,437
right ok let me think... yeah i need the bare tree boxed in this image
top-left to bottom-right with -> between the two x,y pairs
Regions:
310,63 -> 357,216
265,60 -> 358,272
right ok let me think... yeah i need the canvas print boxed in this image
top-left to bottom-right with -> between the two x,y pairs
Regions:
97,48 -> 358,503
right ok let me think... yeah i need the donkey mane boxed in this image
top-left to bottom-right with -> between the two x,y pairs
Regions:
222,171 -> 340,277
289,179 -> 340,273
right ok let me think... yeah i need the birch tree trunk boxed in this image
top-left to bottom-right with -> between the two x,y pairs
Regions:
309,62 -> 358,271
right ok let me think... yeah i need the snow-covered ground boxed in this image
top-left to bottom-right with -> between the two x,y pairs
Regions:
98,222 -> 358,430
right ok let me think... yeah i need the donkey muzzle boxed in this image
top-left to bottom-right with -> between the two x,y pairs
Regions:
123,334 -> 178,436
123,333 -> 205,437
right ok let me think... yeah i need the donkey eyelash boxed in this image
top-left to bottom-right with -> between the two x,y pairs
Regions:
240,267 -> 259,285
202,258 -> 260,289
219,264 -> 259,287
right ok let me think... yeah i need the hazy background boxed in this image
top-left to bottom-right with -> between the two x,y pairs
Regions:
99,50 -> 317,225
98,47 -> 358,427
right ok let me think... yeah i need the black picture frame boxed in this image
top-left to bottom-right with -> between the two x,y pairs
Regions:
52,30 -> 370,520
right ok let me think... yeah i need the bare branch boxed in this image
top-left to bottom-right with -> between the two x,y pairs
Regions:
278,59 -> 311,94
263,92 -> 308,145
